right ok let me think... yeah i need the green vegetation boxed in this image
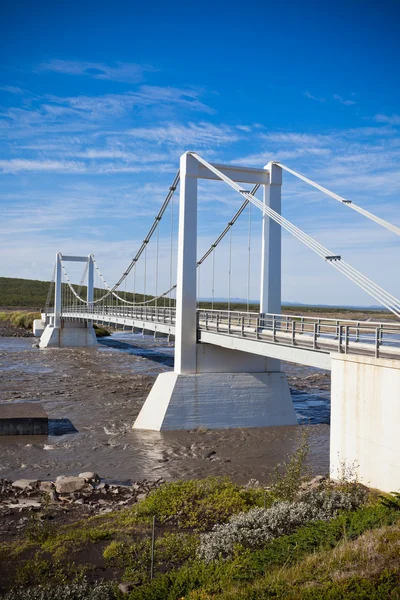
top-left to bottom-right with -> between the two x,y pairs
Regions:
1,442 -> 400,599
0,277 -> 156,309
0,277 -> 393,322
1,484 -> 400,599
135,477 -> 265,531
93,324 -> 111,337
0,311 -> 41,329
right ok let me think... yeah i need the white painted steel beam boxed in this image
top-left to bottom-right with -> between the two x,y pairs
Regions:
197,163 -> 270,185
174,152 -> 199,374
60,255 -> 89,262
87,255 -> 94,309
54,253 -> 62,329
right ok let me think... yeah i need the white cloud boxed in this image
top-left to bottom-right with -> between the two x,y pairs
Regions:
0,86 -> 25,94
37,60 -> 154,83
333,94 -> 356,106
303,91 -> 325,102
124,122 -> 240,146
0,159 -> 85,174
373,113 -> 400,126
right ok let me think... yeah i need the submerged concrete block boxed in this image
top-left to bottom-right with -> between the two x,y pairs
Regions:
0,403 -> 48,435
133,371 -> 297,431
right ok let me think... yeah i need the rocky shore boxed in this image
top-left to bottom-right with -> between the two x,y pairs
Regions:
0,473 -> 164,544
0,320 -> 33,338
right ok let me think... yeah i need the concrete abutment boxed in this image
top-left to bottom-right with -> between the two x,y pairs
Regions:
330,353 -> 400,493
39,321 -> 97,348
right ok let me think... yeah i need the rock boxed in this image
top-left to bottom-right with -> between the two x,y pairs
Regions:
118,582 -> 140,594
12,479 -> 38,490
39,481 -> 55,493
301,475 -> 327,491
55,476 -> 89,494
136,492 -> 146,502
308,475 -> 326,488
204,450 -> 216,459
78,472 -> 100,483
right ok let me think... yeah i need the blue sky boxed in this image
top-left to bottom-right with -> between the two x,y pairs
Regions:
1,0 -> 399,306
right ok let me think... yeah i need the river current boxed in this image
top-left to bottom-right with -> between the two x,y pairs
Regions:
0,333 -> 330,484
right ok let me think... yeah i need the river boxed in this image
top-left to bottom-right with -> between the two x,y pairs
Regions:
0,333 -> 330,484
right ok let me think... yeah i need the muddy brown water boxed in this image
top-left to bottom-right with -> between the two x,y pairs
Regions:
0,333 -> 330,484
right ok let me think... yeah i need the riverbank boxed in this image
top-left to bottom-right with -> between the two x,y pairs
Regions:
0,470 -> 399,599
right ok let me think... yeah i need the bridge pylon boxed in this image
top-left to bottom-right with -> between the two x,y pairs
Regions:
39,253 -> 97,348
133,153 -> 297,431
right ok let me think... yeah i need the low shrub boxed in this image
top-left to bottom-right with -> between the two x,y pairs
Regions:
269,428 -> 312,502
197,486 -> 368,562
135,477 -> 259,530
124,504 -> 399,600
380,491 -> 400,511
103,532 -> 198,578
2,579 -> 116,600
93,324 -> 111,337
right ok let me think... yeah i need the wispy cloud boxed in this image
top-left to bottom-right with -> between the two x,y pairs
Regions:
0,159 -> 85,174
0,85 -> 25,94
37,60 -> 155,83
303,91 -> 325,102
123,122 -> 239,146
333,94 -> 356,106
373,113 -> 400,126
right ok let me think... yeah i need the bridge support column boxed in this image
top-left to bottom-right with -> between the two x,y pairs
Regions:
260,162 -> 282,372
134,344 -> 296,430
39,252 -> 97,348
330,353 -> 400,492
133,155 -> 297,431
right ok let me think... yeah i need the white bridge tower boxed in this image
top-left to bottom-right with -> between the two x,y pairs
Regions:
133,153 -> 297,430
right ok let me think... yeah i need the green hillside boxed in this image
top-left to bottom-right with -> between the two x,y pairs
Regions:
0,277 -> 50,308
0,277 -> 156,308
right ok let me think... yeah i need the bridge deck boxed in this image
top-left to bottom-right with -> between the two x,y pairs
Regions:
54,307 -> 400,370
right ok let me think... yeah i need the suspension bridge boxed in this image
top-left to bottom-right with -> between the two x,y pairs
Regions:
36,152 -> 400,492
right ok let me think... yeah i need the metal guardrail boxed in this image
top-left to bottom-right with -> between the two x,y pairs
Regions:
197,310 -> 400,359
62,304 -> 177,324
59,306 -> 400,359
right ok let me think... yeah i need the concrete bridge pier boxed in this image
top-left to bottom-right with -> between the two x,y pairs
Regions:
133,154 -> 297,431
330,353 -> 400,493
39,253 -> 97,348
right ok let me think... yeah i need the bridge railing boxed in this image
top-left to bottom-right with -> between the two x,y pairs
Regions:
197,310 -> 400,358
61,304 -> 176,324
60,305 -> 400,359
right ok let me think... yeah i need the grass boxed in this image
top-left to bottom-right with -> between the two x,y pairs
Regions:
1,449 -> 399,598
0,311 -> 41,330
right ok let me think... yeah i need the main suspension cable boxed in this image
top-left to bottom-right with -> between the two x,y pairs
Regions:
190,152 -> 400,319
277,162 -> 400,237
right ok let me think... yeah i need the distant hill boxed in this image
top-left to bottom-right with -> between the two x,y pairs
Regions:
0,276 -> 388,313
0,277 -> 50,308
0,277 -> 151,308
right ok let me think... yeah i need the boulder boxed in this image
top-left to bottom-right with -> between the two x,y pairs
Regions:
12,479 -> 38,490
55,476 -> 89,494
78,472 -> 100,483
39,481 -> 55,493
